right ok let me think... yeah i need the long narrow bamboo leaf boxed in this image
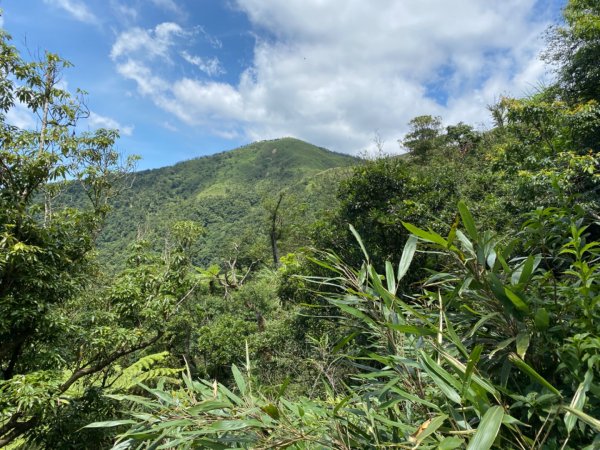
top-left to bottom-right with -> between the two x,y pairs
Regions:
508,353 -> 561,396
458,201 -> 479,241
466,406 -> 504,450
397,235 -> 417,282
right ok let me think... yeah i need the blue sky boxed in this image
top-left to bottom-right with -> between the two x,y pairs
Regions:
1,0 -> 565,169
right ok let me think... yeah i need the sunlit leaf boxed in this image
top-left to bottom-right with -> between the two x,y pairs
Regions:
466,406 -> 504,450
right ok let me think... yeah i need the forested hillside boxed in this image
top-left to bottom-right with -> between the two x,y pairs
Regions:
1,1 -> 599,449
79,138 -> 356,268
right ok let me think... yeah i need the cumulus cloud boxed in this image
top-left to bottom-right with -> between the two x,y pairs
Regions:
111,1 -> 558,154
89,111 -> 134,136
6,103 -> 37,130
115,59 -> 169,96
111,22 -> 187,60
111,22 -> 228,120
43,0 -> 98,24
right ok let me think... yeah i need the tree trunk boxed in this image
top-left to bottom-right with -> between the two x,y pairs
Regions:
269,193 -> 284,267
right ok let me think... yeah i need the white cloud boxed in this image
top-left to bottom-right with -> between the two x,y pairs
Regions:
110,23 -> 228,115
150,0 -> 186,17
111,22 -> 187,60
43,0 -> 98,24
111,2 -> 558,154
5,103 -> 37,130
181,51 -> 225,77
115,59 -> 169,96
89,112 -> 134,136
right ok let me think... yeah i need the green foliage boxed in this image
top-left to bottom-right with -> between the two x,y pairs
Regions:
197,316 -> 258,376
89,137 -> 356,270
6,1 -> 600,447
99,203 -> 600,449
401,114 -> 444,160
0,31 -> 197,447
317,147 -> 478,273
544,0 -> 600,103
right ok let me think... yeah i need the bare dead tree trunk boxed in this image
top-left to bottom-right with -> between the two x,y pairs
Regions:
269,192 -> 284,267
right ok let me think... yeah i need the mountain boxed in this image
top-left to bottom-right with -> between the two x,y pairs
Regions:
92,137 -> 358,268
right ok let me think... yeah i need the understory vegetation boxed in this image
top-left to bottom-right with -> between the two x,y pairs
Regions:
1,1 -> 599,448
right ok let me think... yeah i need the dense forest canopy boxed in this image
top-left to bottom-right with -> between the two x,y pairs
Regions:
1,1 -> 599,448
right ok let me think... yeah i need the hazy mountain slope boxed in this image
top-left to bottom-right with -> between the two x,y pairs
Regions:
95,137 -> 358,267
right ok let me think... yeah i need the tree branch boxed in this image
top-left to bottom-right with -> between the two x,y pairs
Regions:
0,333 -> 163,447
58,332 -> 163,394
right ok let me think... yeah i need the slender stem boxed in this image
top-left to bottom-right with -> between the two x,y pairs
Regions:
437,290 -> 443,364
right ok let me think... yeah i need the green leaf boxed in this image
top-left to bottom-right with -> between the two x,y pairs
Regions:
84,419 -> 137,428
466,406 -> 504,450
403,222 -> 449,247
388,386 -> 440,410
276,377 -> 291,401
463,344 -> 483,394
333,332 -> 359,353
508,353 -> 561,396
411,414 -> 447,445
503,287 -> 530,313
562,405 -> 600,432
420,353 -> 462,404
368,264 -> 395,308
333,394 -> 353,415
440,349 -> 498,397
565,369 -> 594,433
439,436 -> 465,449
458,201 -> 478,241
489,336 -> 516,359
487,273 -> 517,314
153,419 -> 195,429
534,308 -> 549,331
385,260 -> 396,294
398,235 -> 417,282
468,313 -> 501,338
331,300 -> 376,326
218,380 -> 244,405
188,401 -> 231,415
208,419 -> 263,432
516,333 -> 530,359
512,254 -> 541,286
349,224 -> 369,261
456,229 -> 476,257
231,364 -> 246,395
447,214 -> 460,247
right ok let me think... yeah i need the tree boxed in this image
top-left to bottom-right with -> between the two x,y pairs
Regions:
94,204 -> 600,449
543,0 -> 600,103
266,191 -> 285,267
445,121 -> 481,155
401,114 -> 443,161
260,185 -> 306,268
0,31 -> 188,446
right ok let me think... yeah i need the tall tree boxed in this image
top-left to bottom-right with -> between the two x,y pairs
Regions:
0,31 -> 196,447
544,0 -> 600,103
401,115 -> 443,161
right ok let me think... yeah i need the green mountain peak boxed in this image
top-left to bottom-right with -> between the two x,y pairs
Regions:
97,138 -> 357,267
